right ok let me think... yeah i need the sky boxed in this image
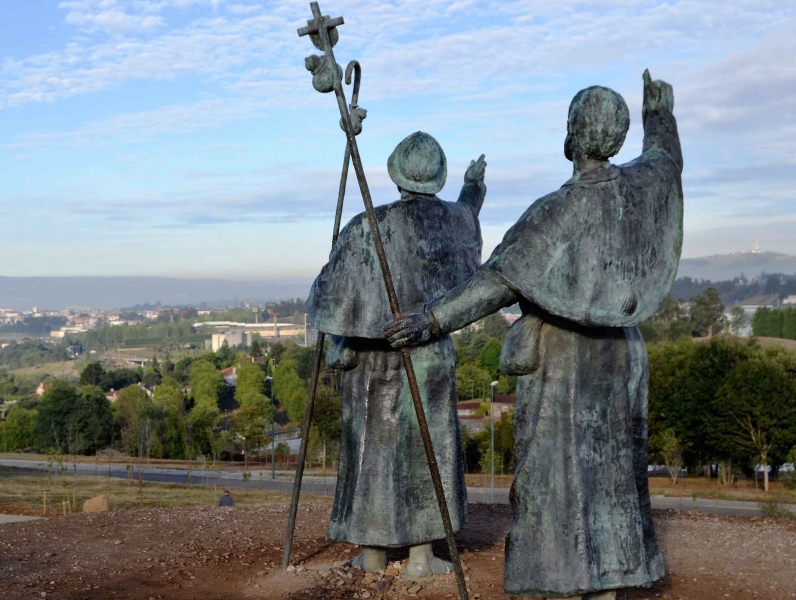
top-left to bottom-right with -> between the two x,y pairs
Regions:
1,0 -> 795,280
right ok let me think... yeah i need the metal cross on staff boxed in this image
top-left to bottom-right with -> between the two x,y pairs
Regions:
283,4 -> 469,600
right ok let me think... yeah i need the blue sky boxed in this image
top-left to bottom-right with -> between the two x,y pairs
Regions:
1,0 -> 795,279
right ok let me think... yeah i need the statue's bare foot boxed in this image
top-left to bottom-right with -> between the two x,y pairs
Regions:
350,547 -> 387,572
405,543 -> 453,579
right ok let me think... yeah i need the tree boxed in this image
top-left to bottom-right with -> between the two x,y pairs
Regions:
690,287 -> 724,337
142,368 -> 163,389
187,360 -> 222,456
75,385 -> 115,453
3,407 -> 38,451
162,354 -> 175,375
312,383 -> 342,471
154,377 -> 186,459
480,313 -> 509,341
783,308 -> 796,340
657,428 -> 686,485
455,364 -> 491,400
228,398 -> 272,468
79,362 -> 106,387
36,380 -> 81,452
189,360 -> 223,412
719,356 -> 796,492
648,337 -> 753,474
478,339 -> 502,380
235,361 -> 266,404
729,306 -> 748,336
213,341 -> 236,369
101,368 -> 140,392
656,293 -> 684,323
250,338 -> 263,358
114,385 -> 151,457
274,359 -> 308,422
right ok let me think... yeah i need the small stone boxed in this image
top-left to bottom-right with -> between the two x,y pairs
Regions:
286,565 -> 296,572
83,495 -> 110,513
360,591 -> 371,599
407,584 -> 421,595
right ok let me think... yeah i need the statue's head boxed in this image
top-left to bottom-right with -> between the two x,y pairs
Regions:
387,131 -> 447,195
564,86 -> 630,163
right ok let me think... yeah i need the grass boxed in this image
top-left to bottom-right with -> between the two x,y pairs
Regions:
0,467 -> 331,517
466,472 -> 796,504
10,360 -> 82,378
4,454 -> 794,508
648,475 -> 796,504
0,452 -> 294,473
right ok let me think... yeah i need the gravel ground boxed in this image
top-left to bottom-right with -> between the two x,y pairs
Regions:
1,504 -> 795,600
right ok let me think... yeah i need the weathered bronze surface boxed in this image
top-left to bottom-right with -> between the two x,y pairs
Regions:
386,71 -> 682,599
308,132 -> 485,548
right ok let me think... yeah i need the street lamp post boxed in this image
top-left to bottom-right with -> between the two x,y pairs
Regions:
490,380 -> 499,504
267,359 -> 277,480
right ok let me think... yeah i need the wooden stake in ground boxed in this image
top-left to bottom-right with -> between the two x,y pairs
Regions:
42,490 -> 47,517
287,5 -> 469,600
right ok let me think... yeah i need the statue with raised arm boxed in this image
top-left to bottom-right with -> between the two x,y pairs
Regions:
307,131 -> 487,577
386,72 -> 683,599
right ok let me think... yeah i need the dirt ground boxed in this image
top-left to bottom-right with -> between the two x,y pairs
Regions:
1,504 -> 795,600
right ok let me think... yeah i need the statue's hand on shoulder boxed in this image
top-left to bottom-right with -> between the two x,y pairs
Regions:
384,313 -> 431,348
642,69 -> 674,124
464,154 -> 487,184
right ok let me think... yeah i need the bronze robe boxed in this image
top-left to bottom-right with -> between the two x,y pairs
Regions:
308,183 -> 484,546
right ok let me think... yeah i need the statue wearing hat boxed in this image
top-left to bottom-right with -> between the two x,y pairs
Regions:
307,132 -> 487,575
386,72 -> 682,598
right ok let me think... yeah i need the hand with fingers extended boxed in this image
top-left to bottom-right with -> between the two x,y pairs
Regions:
384,312 -> 431,348
464,154 -> 487,184
642,69 -> 674,125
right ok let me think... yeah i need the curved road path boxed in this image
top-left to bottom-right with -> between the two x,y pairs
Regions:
1,458 -> 793,519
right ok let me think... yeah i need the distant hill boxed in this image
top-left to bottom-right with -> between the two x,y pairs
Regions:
0,277 -> 313,310
677,252 -> 796,282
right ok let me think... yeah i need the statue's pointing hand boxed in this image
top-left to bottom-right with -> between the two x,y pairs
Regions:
465,154 -> 487,183
642,69 -> 674,125
384,313 -> 431,348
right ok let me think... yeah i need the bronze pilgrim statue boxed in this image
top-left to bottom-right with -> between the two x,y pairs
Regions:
386,71 -> 683,599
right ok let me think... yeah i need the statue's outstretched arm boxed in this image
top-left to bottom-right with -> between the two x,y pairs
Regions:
385,268 -> 518,348
641,69 -> 683,173
457,154 -> 487,215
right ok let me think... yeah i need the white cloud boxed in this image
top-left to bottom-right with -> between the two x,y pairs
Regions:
59,0 -> 165,32
226,3 -> 261,15
4,0 -> 796,266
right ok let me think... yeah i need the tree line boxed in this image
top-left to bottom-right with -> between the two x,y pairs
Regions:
0,340 -> 342,471
752,307 -> 796,340
4,308 -> 796,488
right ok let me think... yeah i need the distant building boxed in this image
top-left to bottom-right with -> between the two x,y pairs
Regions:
197,320 -> 307,344
456,400 -> 482,417
220,366 -> 238,386
212,331 -> 250,351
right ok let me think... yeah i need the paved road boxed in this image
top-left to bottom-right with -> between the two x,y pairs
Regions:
2,459 -> 794,518
0,514 -> 41,524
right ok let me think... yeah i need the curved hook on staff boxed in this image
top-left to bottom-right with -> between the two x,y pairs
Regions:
345,60 -> 362,107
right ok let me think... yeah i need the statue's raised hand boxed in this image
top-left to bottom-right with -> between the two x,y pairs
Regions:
465,154 -> 487,183
384,313 -> 431,348
642,69 -> 674,125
